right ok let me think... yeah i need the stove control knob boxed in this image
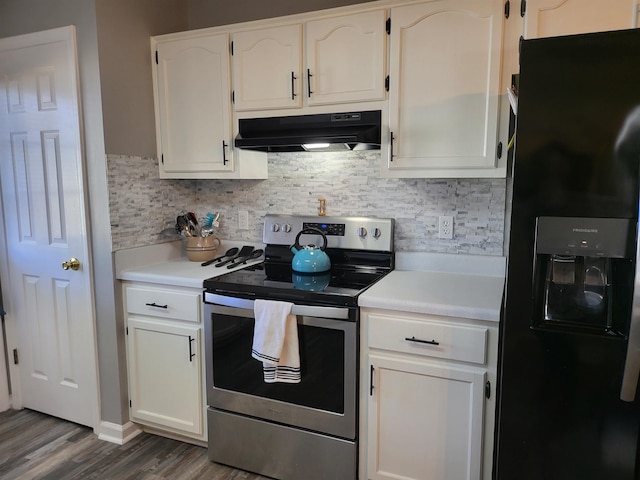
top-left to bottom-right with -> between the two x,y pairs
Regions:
271,223 -> 280,232
283,224 -> 292,233
357,227 -> 367,238
371,227 -> 382,239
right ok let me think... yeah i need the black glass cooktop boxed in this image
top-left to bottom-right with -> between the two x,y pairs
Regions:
204,262 -> 389,307
204,243 -> 393,306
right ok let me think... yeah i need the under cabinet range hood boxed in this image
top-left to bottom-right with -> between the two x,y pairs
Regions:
234,110 -> 381,152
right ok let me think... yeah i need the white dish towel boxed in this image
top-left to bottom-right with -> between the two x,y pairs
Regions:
251,299 -> 301,383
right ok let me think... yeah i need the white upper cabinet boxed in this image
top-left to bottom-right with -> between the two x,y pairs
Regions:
523,0 -> 638,39
305,10 -> 387,106
154,34 -> 234,177
232,24 -> 303,111
232,10 -> 387,112
386,0 -> 506,177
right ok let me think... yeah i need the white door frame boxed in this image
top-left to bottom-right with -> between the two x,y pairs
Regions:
0,312 -> 9,412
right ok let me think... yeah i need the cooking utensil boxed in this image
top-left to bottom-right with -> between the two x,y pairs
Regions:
215,245 -> 254,268
201,247 -> 239,267
176,215 -> 191,236
226,248 -> 264,269
186,212 -> 198,236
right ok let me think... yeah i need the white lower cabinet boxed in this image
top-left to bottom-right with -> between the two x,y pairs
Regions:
368,354 -> 485,480
123,283 -> 205,441
361,309 -> 497,480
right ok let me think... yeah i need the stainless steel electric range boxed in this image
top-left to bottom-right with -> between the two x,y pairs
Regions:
203,214 -> 394,480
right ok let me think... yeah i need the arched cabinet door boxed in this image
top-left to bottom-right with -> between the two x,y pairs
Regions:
523,0 -> 638,39
232,24 -> 303,111
305,10 -> 387,106
387,0 -> 505,174
154,33 -> 235,177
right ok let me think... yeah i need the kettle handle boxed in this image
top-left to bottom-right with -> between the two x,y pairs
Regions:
293,228 -> 328,251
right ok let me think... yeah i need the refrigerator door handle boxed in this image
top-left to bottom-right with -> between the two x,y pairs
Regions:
620,223 -> 640,402
621,310 -> 640,401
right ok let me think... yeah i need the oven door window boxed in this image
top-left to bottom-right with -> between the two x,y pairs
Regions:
213,312 -> 346,414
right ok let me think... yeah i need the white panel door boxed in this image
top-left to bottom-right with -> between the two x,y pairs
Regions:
0,26 -> 98,428
232,24 -> 303,111
306,10 -> 387,106
524,0 -> 638,39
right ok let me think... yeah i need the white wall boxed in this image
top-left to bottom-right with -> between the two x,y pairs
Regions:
188,0 -> 377,28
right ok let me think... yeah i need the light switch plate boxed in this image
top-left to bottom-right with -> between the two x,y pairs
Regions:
239,210 -> 249,230
438,215 -> 454,239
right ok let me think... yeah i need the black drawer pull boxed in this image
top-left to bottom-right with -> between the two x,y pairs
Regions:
370,365 -> 375,396
145,302 -> 168,309
405,336 -> 439,346
188,336 -> 196,362
291,71 -> 297,100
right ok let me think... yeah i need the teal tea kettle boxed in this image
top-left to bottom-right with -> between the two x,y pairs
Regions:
290,228 -> 331,273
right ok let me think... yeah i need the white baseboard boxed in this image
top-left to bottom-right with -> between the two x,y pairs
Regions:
96,420 -> 143,445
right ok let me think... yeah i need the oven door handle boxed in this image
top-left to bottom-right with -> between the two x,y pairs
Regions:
204,292 -> 350,320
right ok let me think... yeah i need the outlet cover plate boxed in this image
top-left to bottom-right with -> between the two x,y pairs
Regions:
239,210 -> 249,230
438,215 -> 453,239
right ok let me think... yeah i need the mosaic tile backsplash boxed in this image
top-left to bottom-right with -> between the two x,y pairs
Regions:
107,152 -> 506,255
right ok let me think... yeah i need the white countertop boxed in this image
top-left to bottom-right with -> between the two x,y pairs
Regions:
359,252 -> 506,322
116,244 -> 506,321
115,240 -> 265,289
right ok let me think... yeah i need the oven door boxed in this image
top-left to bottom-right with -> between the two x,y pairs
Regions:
203,293 -> 357,440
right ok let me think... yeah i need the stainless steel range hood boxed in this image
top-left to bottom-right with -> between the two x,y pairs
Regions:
234,110 -> 381,152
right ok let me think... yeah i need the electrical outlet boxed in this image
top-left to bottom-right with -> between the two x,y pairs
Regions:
438,215 -> 454,239
238,210 -> 249,230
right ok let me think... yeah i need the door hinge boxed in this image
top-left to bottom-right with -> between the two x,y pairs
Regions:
155,50 -> 158,64
520,0 -> 527,17
232,90 -> 235,103
129,399 -> 132,408
230,41 -> 234,55
497,141 -> 503,159
485,380 -> 491,399
385,75 -> 390,92
12,348 -> 18,365
126,326 -> 128,335
504,0 -> 510,18
386,17 -> 391,34
161,154 -> 164,165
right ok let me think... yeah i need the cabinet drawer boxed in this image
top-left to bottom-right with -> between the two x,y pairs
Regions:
368,314 -> 487,364
125,286 -> 200,323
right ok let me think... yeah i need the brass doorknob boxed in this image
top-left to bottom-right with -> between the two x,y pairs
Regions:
62,258 -> 80,271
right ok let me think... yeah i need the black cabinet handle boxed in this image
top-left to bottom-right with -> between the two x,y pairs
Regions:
307,68 -> 313,98
145,302 -> 168,309
222,141 -> 228,165
405,336 -> 440,346
291,71 -> 297,100
390,131 -> 395,161
370,365 -> 375,396
188,335 -> 196,362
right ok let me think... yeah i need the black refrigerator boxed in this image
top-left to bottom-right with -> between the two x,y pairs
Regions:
495,29 -> 640,479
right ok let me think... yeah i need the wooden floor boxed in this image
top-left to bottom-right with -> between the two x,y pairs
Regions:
0,408 -> 269,480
